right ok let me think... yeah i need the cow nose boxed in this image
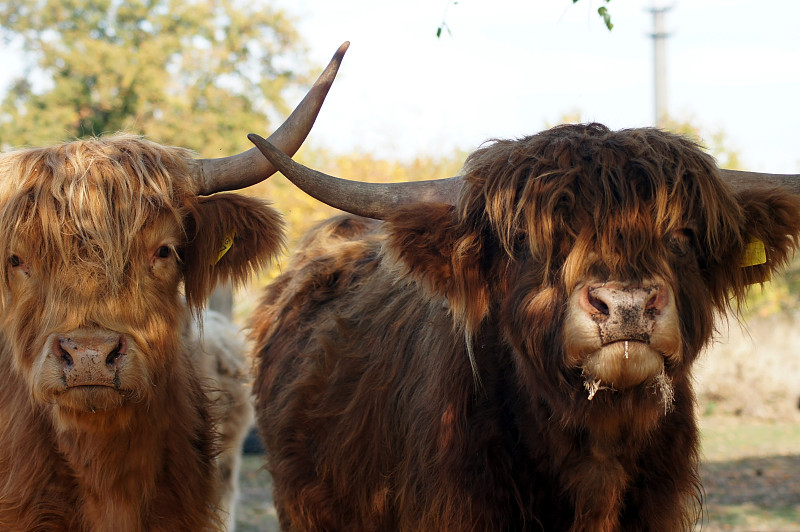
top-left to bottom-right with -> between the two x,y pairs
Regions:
584,284 -> 667,317
579,282 -> 669,343
55,333 -> 127,388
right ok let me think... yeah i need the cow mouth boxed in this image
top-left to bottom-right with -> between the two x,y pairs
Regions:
67,384 -> 120,391
54,384 -> 132,413
581,340 -> 666,391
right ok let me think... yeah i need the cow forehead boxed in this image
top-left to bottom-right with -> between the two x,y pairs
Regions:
0,136 -> 194,280
459,124 -> 744,262
0,134 -> 196,205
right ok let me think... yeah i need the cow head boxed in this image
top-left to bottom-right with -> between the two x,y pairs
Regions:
248,123 -> 800,413
0,43 -> 347,428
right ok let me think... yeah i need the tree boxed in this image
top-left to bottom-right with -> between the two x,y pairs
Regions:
0,0 -> 310,156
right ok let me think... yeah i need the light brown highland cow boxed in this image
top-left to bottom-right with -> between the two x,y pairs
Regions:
0,43 -> 347,532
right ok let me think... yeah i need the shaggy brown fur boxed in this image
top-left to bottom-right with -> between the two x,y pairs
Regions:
253,124 -> 800,531
0,135 -> 281,531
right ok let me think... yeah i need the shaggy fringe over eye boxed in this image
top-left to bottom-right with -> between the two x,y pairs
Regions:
456,123 -> 800,312
0,135 -> 193,301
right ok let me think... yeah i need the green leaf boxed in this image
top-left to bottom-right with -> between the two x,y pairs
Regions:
572,0 -> 614,30
598,6 -> 614,31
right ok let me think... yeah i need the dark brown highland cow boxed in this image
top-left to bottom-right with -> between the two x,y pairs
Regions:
249,123 -> 800,531
0,44 -> 347,532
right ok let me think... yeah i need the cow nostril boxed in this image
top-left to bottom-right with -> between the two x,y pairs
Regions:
645,288 -> 665,314
587,292 -> 610,316
105,340 -> 125,366
55,338 -> 74,367
60,351 -> 74,367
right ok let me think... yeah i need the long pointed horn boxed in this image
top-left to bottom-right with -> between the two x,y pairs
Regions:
191,42 -> 349,195
720,168 -> 800,195
247,134 -> 462,220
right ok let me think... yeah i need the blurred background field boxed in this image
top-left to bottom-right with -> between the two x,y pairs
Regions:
699,417 -> 800,531
692,301 -> 800,531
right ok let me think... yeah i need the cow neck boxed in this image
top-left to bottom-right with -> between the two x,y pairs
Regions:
0,353 -> 77,529
53,352 -> 216,530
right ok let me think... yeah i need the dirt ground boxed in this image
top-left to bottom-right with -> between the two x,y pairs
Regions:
698,416 -> 800,531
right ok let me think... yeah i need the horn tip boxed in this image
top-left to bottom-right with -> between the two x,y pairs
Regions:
331,41 -> 350,63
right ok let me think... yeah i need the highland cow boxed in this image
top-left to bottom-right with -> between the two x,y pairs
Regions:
0,43 -> 347,531
249,123 -> 800,531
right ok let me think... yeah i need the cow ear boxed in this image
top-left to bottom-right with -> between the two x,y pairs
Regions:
384,203 -> 489,329
182,193 -> 284,310
734,187 -> 800,287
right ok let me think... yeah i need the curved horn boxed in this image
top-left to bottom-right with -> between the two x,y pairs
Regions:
247,134 -> 462,220
720,168 -> 800,195
191,41 -> 350,195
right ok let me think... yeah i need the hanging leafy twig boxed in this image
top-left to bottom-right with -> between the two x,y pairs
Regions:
575,0 -> 614,30
436,0 -> 614,38
436,0 -> 458,38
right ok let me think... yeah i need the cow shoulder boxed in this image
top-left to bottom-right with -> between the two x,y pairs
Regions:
250,214 -> 381,350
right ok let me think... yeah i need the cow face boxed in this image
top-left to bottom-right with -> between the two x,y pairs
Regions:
0,136 -> 282,425
382,124 -> 800,409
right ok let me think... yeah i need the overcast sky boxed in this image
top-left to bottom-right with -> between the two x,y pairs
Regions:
280,0 -> 799,173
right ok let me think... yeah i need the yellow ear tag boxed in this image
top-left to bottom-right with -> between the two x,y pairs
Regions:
214,231 -> 236,265
740,238 -> 767,268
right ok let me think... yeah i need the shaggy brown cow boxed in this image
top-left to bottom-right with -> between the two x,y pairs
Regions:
249,124 -> 800,531
0,43 -> 347,531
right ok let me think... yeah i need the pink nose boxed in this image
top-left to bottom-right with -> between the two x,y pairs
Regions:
578,282 -> 669,343
55,333 -> 127,388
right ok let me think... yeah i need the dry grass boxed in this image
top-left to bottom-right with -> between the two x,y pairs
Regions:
696,312 -> 800,420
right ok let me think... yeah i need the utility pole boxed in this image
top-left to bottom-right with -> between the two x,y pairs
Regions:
648,2 -> 672,127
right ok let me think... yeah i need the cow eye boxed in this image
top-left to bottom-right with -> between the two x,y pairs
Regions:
155,246 -> 172,259
8,254 -> 29,276
150,244 -> 177,272
669,228 -> 695,257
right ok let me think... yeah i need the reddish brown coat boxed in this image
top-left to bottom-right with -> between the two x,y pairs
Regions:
0,136 -> 281,531
253,125 -> 800,531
